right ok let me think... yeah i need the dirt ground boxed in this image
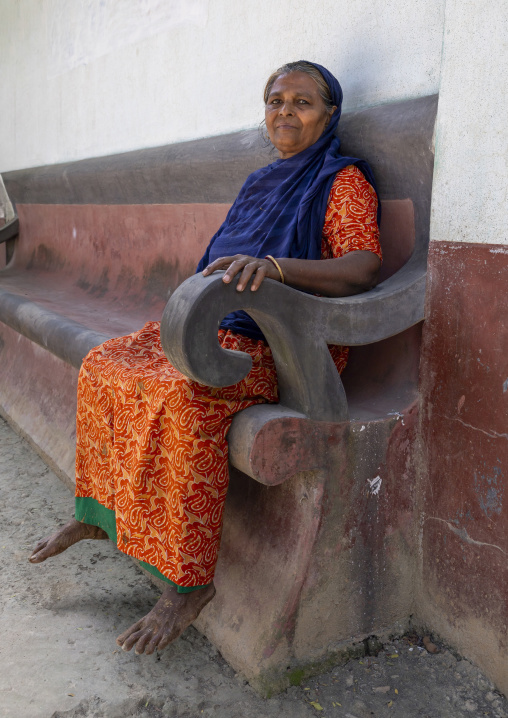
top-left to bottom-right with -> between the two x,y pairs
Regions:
1,415 -> 507,718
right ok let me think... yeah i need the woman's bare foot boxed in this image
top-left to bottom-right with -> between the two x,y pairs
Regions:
116,582 -> 216,655
29,518 -> 109,563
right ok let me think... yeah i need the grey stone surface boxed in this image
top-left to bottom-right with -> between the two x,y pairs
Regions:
0,216 -> 18,244
1,415 -> 507,718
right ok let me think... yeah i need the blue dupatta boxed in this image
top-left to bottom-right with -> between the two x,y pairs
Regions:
196,62 -> 378,341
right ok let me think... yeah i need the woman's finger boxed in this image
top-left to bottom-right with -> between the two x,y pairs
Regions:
249,264 -> 268,292
203,255 -> 251,280
236,261 -> 262,292
202,256 -> 235,275
251,258 -> 281,290
222,256 -> 253,283
201,256 -> 278,291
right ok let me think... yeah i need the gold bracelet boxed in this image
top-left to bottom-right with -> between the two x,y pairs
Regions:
265,255 -> 285,284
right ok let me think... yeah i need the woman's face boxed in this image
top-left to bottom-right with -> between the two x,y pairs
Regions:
265,71 -> 336,159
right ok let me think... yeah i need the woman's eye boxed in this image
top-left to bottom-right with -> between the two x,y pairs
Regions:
297,99 -> 309,104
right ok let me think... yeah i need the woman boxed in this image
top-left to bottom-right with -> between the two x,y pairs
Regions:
29,61 -> 382,656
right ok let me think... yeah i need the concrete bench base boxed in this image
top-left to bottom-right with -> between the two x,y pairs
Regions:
146,406 -> 419,694
0,312 -> 419,694
0,323 -> 79,489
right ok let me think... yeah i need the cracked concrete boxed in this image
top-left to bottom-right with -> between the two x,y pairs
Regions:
426,517 -> 507,555
1,415 -> 507,718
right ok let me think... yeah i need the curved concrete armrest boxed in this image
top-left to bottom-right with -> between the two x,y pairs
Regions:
0,216 -> 19,244
160,261 -> 426,422
227,404 -> 349,485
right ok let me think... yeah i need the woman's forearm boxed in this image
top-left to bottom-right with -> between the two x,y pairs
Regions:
277,250 -> 381,297
202,250 -> 381,296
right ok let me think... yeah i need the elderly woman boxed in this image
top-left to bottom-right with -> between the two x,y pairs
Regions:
29,61 -> 381,655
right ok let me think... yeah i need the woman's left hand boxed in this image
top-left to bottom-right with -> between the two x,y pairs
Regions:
202,254 -> 281,292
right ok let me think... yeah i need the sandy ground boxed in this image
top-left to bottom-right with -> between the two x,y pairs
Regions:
1,414 -> 507,718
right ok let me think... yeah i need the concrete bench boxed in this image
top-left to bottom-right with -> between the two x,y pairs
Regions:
0,94 -> 437,693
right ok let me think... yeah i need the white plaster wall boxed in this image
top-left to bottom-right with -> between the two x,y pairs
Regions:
0,0 -> 445,172
430,0 -> 508,246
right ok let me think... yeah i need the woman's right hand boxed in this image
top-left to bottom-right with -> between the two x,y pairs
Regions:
202,254 -> 281,292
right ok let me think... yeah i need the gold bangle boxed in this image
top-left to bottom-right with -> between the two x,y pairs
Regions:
265,255 -> 285,284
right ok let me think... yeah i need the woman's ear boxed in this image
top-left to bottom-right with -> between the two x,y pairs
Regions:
325,106 -> 337,127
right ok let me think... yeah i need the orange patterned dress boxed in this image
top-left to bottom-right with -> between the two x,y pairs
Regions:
75,165 -> 381,591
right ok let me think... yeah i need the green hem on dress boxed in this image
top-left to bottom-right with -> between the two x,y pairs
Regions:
74,496 -> 209,594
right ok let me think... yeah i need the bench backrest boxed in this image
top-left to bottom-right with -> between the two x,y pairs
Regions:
3,95 -> 438,416
4,94 -> 436,282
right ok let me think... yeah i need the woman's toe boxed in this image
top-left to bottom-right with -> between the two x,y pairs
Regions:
134,631 -> 154,655
32,538 -> 47,552
157,627 -> 177,652
122,630 -> 145,652
144,630 -> 165,655
116,620 -> 143,647
29,541 -> 50,563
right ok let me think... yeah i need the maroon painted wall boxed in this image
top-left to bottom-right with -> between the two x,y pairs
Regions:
417,241 -> 508,694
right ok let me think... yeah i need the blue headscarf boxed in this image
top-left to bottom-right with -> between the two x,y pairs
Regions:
196,61 -> 379,341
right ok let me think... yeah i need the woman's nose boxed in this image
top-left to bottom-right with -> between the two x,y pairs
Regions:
278,101 -> 294,115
